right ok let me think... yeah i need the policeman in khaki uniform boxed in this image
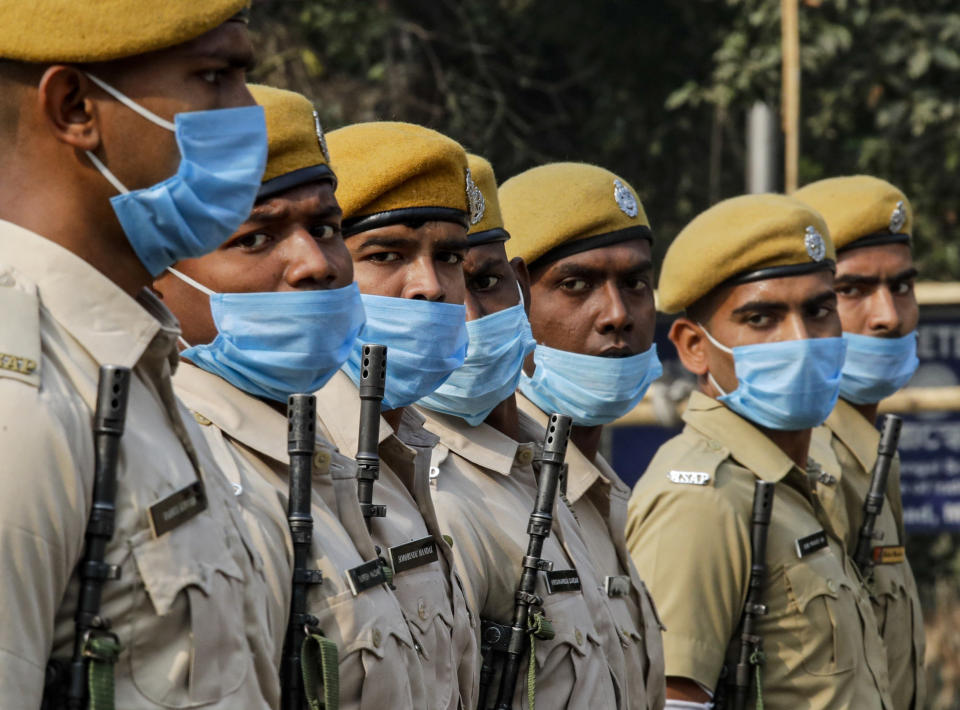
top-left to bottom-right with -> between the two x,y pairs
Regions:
414,154 -> 663,709
316,122 -> 481,709
0,2 -> 279,708
499,163 -> 667,708
626,194 -> 893,708
795,176 -> 926,710
155,86 -> 429,708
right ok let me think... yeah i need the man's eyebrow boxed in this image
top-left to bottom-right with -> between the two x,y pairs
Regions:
249,202 -> 289,221
835,267 -> 918,286
731,299 -> 789,315
550,263 -> 606,280
434,237 -> 470,252
186,39 -> 257,72
355,235 -> 419,250
891,267 -> 919,282
802,289 -> 838,309
465,256 -> 506,275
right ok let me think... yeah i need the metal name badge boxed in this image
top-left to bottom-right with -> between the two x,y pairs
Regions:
545,569 -> 582,594
346,559 -> 389,595
148,481 -> 207,537
795,530 -> 829,558
604,575 -> 632,598
667,470 -> 711,486
388,536 -> 439,574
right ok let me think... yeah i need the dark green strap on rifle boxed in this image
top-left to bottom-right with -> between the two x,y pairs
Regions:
301,630 -> 339,710
524,611 -> 555,710
750,648 -> 765,710
84,635 -> 121,710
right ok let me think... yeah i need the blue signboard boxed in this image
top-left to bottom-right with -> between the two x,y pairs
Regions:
611,308 -> 960,532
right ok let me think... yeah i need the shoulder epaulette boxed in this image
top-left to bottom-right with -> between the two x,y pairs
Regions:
0,272 -> 41,388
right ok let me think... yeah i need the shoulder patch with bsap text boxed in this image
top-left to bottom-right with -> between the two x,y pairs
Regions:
668,470 -> 711,486
0,281 -> 42,388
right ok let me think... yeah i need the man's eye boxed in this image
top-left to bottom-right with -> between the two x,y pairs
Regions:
810,303 -> 835,319
625,277 -> 650,292
470,275 -> 501,291
200,69 -> 223,85
746,313 -> 772,327
836,285 -> 861,297
560,278 -> 590,292
233,233 -> 270,250
368,252 -> 400,263
892,281 -> 914,295
310,224 -> 337,240
438,252 -> 464,265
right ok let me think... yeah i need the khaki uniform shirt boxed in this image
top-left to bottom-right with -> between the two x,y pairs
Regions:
516,393 -> 666,709
810,399 -> 925,710
316,371 -> 480,710
174,363 -> 428,709
418,405 -> 645,709
626,391 -> 893,708
0,222 -> 276,709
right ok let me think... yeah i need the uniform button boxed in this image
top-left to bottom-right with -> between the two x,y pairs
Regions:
575,628 -> 583,645
313,450 -> 331,474
826,578 -> 838,593
414,640 -> 423,654
230,481 -> 243,497
193,412 -> 212,426
372,628 -> 382,648
516,448 -> 534,466
620,627 -> 632,647
418,599 -> 428,621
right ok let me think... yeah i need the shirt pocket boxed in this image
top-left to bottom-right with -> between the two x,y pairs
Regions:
870,565 -> 919,678
784,557 -> 856,676
318,586 -> 420,710
523,593 -> 610,710
397,565 -> 458,706
128,512 -> 249,707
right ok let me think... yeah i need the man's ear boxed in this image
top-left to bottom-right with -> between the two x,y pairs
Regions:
670,316 -> 709,376
510,256 -> 531,316
37,66 -> 100,151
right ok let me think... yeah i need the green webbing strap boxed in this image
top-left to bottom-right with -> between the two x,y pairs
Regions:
302,630 -> 340,710
379,559 -> 394,587
84,635 -> 121,710
524,612 -> 555,710
750,648 -> 765,710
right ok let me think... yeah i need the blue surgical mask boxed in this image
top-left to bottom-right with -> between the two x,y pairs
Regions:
418,303 -> 537,425
839,331 -> 918,405
170,269 -> 366,402
84,73 -> 267,277
342,294 -> 469,411
518,344 -> 663,426
701,325 -> 847,431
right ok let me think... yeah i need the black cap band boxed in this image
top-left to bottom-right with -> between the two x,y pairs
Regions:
467,228 -> 510,246
725,259 -> 836,287
836,232 -> 911,254
343,207 -> 468,238
258,165 -> 336,200
529,225 -> 653,271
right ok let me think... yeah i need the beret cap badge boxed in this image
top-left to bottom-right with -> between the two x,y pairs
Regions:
614,178 -> 639,218
312,110 -> 330,163
466,168 -> 486,225
805,226 -> 826,262
889,200 -> 906,233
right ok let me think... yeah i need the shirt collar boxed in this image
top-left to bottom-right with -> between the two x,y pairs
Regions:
173,361 -> 290,464
515,391 -> 608,502
682,390 -> 796,483
824,398 -> 879,474
0,220 -> 165,368
415,405 -> 530,476
315,369 -> 393,455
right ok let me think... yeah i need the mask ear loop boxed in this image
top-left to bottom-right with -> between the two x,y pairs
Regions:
167,267 -> 217,297
697,322 -> 733,396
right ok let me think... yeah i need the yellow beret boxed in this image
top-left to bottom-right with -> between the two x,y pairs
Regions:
0,0 -> 248,63
500,162 -> 651,269
793,175 -> 912,252
466,154 -> 508,245
249,85 -> 334,199
324,121 -> 469,237
658,194 -> 835,314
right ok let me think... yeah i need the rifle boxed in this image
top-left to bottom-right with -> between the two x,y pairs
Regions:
356,345 -> 388,528
730,480 -> 775,710
66,365 -> 130,710
281,394 -> 325,710
853,414 -> 902,578
491,413 -> 572,710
